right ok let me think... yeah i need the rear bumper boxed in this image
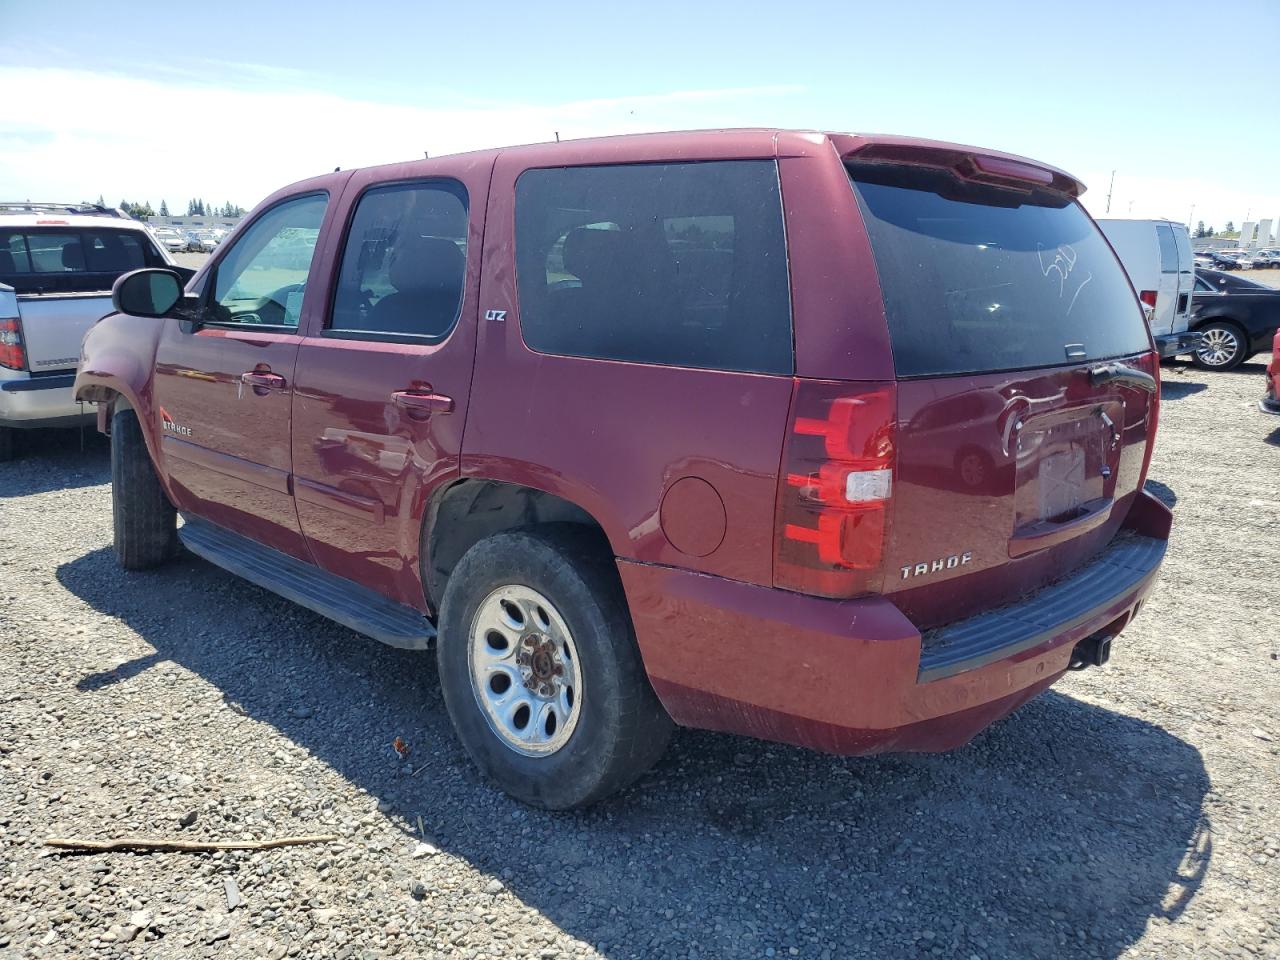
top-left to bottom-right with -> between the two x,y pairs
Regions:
621,491 -> 1171,756
1154,331 -> 1202,359
0,373 -> 95,427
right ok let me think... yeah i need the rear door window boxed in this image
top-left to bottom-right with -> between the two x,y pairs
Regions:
848,164 -> 1150,378
1156,224 -> 1179,273
1171,225 -> 1193,271
514,160 -> 792,375
329,181 -> 468,339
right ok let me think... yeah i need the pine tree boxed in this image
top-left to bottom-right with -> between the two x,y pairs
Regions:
159,200 -> 170,217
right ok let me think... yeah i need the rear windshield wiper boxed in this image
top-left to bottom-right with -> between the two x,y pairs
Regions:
1088,362 -> 1157,393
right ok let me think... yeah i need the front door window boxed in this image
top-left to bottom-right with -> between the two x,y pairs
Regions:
209,193 -> 327,328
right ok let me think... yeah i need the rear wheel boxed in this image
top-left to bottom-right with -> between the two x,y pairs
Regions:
1193,322 -> 1247,371
436,527 -> 673,809
111,407 -> 178,569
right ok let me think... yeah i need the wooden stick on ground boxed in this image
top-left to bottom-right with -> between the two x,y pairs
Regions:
45,834 -> 339,854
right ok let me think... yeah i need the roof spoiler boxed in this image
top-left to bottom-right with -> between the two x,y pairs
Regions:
837,137 -> 1084,199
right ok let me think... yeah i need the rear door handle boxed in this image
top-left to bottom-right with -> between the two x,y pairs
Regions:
240,370 -> 287,397
392,389 -> 454,419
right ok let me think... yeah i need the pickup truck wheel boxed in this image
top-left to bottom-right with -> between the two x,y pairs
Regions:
1193,322 -> 1247,370
0,426 -> 13,462
111,408 -> 177,569
436,527 -> 673,809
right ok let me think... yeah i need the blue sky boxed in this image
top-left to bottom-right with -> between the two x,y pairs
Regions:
2,0 -> 1277,229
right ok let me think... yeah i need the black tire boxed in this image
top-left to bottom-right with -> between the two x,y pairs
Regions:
1192,321 -> 1248,371
111,407 -> 177,569
436,526 -> 673,809
0,426 -> 13,462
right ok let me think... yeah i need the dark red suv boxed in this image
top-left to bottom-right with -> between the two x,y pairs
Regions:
76,130 -> 1171,808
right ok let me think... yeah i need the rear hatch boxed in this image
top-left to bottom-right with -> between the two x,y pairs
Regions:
848,156 -> 1158,629
1,225 -> 165,372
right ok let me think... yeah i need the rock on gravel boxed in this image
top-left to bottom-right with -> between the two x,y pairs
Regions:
0,368 -> 1278,959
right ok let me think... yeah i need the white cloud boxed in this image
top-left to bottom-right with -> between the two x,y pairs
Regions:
0,66 -> 802,209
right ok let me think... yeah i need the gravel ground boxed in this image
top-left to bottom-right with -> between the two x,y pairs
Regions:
1,363 -> 1277,960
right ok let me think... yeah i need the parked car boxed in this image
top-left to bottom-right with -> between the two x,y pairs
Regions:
1190,269 -> 1280,369
1260,330 -> 1280,415
1211,250 -> 1254,270
150,229 -> 186,253
1095,218 -> 1199,358
182,232 -> 210,253
1254,249 -> 1280,269
0,202 -> 186,459
76,130 -> 1172,809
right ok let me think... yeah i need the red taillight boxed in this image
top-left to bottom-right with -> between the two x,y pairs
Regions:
774,380 -> 896,598
0,317 -> 25,371
1139,290 -> 1158,308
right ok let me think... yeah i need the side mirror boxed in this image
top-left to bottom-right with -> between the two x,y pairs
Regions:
113,268 -> 183,318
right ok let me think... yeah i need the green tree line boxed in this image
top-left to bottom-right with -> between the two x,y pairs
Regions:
98,195 -> 247,221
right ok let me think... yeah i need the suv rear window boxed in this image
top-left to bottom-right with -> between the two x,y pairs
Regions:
514,160 -> 792,375
848,164 -> 1150,378
0,227 -> 167,295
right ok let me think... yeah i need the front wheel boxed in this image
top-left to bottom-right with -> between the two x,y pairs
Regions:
436,527 -> 673,809
1193,322 -> 1247,370
111,407 -> 178,569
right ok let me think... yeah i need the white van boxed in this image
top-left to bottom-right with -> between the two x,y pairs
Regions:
1095,218 -> 1199,358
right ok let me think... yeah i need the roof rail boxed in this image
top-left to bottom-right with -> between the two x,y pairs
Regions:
0,202 -> 129,219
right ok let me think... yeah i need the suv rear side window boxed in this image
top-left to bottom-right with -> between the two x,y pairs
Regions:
849,164 -> 1150,378
0,227 -> 165,294
330,181 -> 468,339
515,160 -> 792,374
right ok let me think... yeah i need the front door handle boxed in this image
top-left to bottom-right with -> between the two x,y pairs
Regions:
240,370 -> 287,397
392,389 -> 454,419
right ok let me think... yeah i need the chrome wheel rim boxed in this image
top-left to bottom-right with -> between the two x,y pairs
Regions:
1198,328 -> 1239,367
468,585 -> 582,757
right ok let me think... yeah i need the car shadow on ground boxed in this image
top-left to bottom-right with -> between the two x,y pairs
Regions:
1143,478 -> 1178,508
0,426 -> 108,496
1158,377 -> 1208,400
58,547 -> 1211,960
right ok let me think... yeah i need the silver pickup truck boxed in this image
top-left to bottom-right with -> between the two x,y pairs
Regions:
1,203 -> 184,460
